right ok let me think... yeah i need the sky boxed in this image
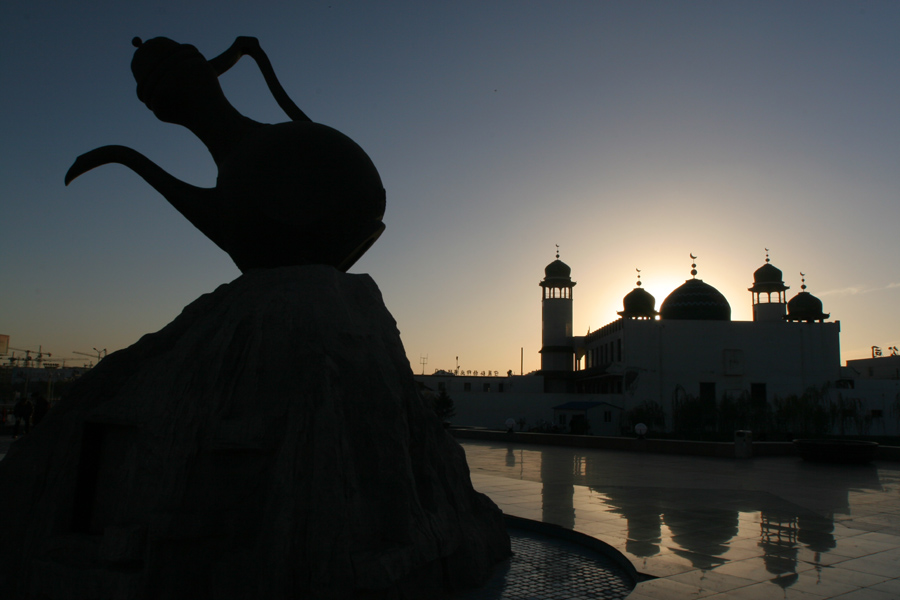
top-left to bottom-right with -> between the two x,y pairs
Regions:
2,1 -> 898,374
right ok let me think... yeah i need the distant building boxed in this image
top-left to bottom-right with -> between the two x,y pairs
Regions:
847,354 -> 900,381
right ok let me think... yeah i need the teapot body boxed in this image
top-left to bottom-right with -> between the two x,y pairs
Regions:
214,121 -> 386,271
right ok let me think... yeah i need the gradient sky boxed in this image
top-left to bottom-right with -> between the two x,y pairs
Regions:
2,1 -> 898,373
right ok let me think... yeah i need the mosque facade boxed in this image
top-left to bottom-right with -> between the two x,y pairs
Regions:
540,253 -> 840,405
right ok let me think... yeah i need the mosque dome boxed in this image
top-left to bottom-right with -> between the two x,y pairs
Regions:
785,293 -> 828,322
785,275 -> 829,322
660,279 -> 731,321
618,271 -> 657,319
541,255 -> 575,290
749,253 -> 788,294
544,259 -> 571,280
618,287 -> 657,319
752,263 -> 784,287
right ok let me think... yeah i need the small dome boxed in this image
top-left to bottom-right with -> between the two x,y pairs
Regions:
544,259 -> 571,279
749,262 -> 788,294
619,287 -> 657,319
660,279 -> 731,321
785,292 -> 829,322
754,263 -> 783,285
540,258 -> 575,289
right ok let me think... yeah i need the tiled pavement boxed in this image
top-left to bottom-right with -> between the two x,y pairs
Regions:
461,440 -> 900,600
457,527 -> 635,600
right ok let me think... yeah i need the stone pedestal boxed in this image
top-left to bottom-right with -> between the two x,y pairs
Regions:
0,266 -> 509,599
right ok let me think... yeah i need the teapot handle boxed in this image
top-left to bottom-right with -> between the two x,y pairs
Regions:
209,36 -> 311,123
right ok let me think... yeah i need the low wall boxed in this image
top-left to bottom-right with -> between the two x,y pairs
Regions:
450,428 -> 900,461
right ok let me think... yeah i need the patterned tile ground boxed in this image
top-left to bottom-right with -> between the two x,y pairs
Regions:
457,527 -> 635,600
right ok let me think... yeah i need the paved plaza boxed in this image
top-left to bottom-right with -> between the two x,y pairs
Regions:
3,435 -> 898,599
461,439 -> 900,599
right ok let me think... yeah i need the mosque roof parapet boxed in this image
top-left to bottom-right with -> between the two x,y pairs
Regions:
584,319 -> 625,343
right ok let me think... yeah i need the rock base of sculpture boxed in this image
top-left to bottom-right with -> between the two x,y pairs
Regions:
0,266 -> 510,599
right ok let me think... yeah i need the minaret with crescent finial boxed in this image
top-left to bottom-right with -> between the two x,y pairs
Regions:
749,248 -> 789,321
539,245 -> 576,391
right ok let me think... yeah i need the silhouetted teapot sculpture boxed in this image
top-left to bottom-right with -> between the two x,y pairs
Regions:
66,36 -> 386,272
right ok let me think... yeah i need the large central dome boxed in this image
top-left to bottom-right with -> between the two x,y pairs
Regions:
660,279 -> 731,321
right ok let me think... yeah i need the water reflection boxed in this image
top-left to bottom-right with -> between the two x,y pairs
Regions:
666,506 -> 738,570
466,442 -> 885,591
623,513 -> 661,558
600,486 -> 874,587
540,448 -> 575,529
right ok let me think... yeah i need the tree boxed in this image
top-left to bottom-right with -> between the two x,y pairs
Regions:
432,389 -> 456,422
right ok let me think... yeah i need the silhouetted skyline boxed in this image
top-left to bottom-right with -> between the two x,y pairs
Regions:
2,1 -> 898,374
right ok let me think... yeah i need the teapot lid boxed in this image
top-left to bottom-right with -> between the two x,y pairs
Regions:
131,37 -> 204,104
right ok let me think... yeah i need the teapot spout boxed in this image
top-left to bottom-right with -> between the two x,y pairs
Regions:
66,145 -> 216,234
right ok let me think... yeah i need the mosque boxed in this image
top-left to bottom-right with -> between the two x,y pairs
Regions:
416,251 -> 899,436
540,251 -> 839,400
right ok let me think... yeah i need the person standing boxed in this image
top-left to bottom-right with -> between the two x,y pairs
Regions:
23,396 -> 33,434
12,398 -> 24,438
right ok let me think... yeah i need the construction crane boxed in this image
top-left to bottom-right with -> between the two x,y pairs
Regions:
73,348 -> 107,365
8,346 -> 51,368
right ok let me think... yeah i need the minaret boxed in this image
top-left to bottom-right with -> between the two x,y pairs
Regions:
749,249 -> 789,322
539,247 -> 575,391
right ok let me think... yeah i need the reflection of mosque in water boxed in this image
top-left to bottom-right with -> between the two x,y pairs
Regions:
600,489 -> 843,586
505,448 -> 882,591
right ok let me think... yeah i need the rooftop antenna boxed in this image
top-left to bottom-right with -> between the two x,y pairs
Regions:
419,354 -> 428,375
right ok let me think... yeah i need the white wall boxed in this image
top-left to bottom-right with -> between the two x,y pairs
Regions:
607,319 -> 841,407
